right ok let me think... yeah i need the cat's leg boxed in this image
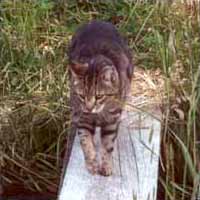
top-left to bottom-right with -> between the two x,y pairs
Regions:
78,125 -> 98,175
100,122 -> 119,176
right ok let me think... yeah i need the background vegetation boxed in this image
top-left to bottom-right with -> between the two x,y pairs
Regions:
0,0 -> 199,199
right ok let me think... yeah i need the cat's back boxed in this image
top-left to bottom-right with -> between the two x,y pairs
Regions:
73,20 -> 121,45
69,20 -> 130,62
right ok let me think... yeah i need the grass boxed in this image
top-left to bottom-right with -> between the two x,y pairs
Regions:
0,0 -> 70,193
153,3 -> 200,199
0,0 -> 200,199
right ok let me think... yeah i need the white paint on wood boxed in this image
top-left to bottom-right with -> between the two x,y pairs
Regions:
58,110 -> 161,200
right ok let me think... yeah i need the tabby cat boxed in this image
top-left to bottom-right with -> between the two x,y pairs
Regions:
68,20 -> 133,176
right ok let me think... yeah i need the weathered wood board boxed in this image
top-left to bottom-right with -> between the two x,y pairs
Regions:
58,109 -> 161,200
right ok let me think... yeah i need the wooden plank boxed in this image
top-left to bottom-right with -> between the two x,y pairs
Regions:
58,109 -> 161,200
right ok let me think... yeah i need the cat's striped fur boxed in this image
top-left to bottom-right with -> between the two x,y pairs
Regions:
68,20 -> 133,176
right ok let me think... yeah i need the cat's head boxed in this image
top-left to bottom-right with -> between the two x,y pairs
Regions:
69,55 -> 120,113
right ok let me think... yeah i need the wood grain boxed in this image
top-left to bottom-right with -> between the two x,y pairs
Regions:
58,110 -> 161,200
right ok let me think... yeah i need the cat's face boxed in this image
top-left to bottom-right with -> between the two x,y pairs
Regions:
70,58 -> 119,113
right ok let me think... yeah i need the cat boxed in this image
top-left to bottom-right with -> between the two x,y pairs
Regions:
68,20 -> 133,176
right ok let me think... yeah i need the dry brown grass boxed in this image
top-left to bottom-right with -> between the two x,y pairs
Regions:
0,95 -> 70,193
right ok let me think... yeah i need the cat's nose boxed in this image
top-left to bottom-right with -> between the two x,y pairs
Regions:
85,97 -> 95,111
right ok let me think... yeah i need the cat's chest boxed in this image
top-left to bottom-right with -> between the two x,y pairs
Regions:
81,109 -> 121,127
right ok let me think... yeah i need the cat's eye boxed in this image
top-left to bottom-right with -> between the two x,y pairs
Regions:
96,95 -> 104,100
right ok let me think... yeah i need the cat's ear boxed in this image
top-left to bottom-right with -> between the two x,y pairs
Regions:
118,53 -> 133,100
69,61 -> 89,76
103,68 -> 119,85
102,68 -> 112,82
111,71 -> 118,84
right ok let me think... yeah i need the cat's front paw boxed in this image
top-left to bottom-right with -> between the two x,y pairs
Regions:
86,160 -> 99,175
99,161 -> 112,176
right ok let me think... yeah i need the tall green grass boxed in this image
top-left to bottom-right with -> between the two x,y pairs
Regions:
0,0 -> 69,97
0,0 -> 70,193
153,2 -> 200,199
